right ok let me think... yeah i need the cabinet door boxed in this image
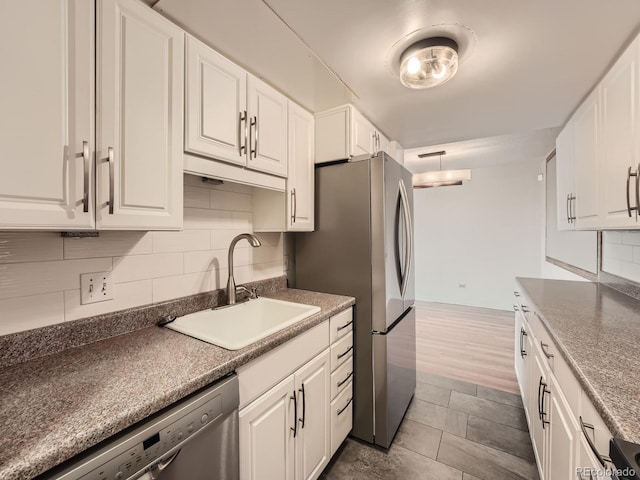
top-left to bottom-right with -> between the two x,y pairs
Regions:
287,102 -> 315,232
240,375 -> 296,480
576,436 -> 611,480
351,108 -> 374,157
97,0 -> 183,230
530,348 -> 548,480
546,377 -> 577,480
247,76 -> 288,177
573,89 -> 600,229
295,350 -> 330,480
556,123 -> 575,231
377,131 -> 390,156
514,311 -> 531,423
185,35 -> 247,167
600,37 -> 640,228
0,0 -> 94,229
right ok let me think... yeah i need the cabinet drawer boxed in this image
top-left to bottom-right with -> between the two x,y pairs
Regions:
330,332 -> 353,372
331,356 -> 353,400
330,308 -> 353,344
238,320 -> 329,409
331,381 -> 353,456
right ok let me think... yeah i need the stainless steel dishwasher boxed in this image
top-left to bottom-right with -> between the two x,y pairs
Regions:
42,374 -> 239,480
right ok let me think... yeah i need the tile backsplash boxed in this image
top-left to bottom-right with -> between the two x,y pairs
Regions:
602,231 -> 640,283
0,175 -> 284,336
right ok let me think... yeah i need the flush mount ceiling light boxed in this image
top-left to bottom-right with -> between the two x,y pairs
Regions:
412,151 -> 471,188
400,37 -> 459,89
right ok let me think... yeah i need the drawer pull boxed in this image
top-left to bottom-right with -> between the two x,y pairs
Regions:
540,342 -> 554,359
579,416 -> 611,467
337,346 -> 353,360
513,304 -> 519,312
514,291 -> 520,297
337,320 -> 353,331
337,397 -> 353,416
521,305 -> 530,313
337,371 -> 353,388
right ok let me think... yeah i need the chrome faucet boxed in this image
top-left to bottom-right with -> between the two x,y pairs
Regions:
226,233 -> 261,305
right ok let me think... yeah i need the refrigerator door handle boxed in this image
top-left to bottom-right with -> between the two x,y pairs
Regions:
398,180 -> 412,297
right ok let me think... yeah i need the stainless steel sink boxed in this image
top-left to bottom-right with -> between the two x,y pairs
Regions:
166,298 -> 321,350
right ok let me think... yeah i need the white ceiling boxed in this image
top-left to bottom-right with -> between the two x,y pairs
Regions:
154,0 -> 640,153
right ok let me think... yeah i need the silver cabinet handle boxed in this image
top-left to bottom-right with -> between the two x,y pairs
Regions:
513,304 -> 519,312
337,320 -> 353,331
636,163 -> 640,218
514,291 -> 520,297
337,345 -> 353,359
520,328 -> 527,358
567,193 -> 571,223
521,305 -> 530,313
82,141 -> 90,213
626,166 -> 638,217
579,416 -> 611,467
251,115 -> 258,159
107,147 -> 114,215
249,116 -> 257,159
337,371 -> 353,388
238,111 -> 247,156
570,194 -> 576,222
291,188 -> 297,223
337,397 -> 353,416
540,341 -> 554,359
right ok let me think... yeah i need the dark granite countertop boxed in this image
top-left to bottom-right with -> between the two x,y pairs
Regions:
516,277 -> 640,444
0,289 -> 354,480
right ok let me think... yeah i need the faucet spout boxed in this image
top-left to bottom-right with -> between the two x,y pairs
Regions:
226,233 -> 261,305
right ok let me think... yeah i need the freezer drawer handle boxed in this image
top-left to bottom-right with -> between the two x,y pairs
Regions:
337,371 -> 353,388
337,397 -> 353,416
337,346 -> 353,360
337,320 -> 353,331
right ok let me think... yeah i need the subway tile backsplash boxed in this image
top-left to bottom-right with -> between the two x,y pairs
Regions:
0,175 -> 284,336
602,231 -> 640,283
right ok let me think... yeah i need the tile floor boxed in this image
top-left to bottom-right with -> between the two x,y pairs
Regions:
320,371 -> 539,480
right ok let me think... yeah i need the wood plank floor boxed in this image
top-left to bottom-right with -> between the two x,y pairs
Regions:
415,301 -> 520,394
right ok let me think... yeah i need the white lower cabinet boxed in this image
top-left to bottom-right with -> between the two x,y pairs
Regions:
238,307 -> 353,480
514,289 -> 614,480
239,374 -> 296,480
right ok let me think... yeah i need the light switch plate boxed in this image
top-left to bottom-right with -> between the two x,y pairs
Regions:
80,271 -> 114,305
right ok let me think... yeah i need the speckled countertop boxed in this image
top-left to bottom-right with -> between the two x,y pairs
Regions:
0,289 -> 354,480
516,277 -> 640,444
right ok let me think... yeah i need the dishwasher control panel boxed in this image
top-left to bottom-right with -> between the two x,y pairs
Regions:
81,396 -> 223,480
44,375 -> 238,480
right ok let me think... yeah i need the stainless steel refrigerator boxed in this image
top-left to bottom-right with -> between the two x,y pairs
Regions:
295,152 -> 416,448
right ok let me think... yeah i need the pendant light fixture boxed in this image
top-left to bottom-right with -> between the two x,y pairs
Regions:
399,37 -> 459,89
412,151 -> 471,188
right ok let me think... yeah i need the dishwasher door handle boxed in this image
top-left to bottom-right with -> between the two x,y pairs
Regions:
132,449 -> 182,479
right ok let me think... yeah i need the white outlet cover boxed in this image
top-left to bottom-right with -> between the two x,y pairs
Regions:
80,271 -> 114,305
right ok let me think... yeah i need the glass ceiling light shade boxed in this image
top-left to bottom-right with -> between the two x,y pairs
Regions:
399,37 -> 459,89
412,150 -> 471,188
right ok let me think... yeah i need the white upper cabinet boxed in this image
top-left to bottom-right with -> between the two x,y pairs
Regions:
599,36 -> 640,228
247,76 -> 289,177
555,123 -> 575,231
97,0 -> 184,230
185,35 -> 247,166
0,0 -> 183,231
185,36 -> 288,179
315,105 -> 391,163
287,102 -> 315,231
0,0 -> 95,230
572,89 -> 600,229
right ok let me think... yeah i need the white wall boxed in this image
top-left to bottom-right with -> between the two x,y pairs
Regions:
0,175 -> 284,336
413,159 -> 545,311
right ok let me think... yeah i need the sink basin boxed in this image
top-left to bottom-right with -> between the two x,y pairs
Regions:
166,297 -> 321,350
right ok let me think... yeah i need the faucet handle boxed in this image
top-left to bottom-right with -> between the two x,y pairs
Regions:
250,287 -> 258,299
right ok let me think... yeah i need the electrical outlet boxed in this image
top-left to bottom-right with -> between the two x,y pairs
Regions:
80,271 -> 114,305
